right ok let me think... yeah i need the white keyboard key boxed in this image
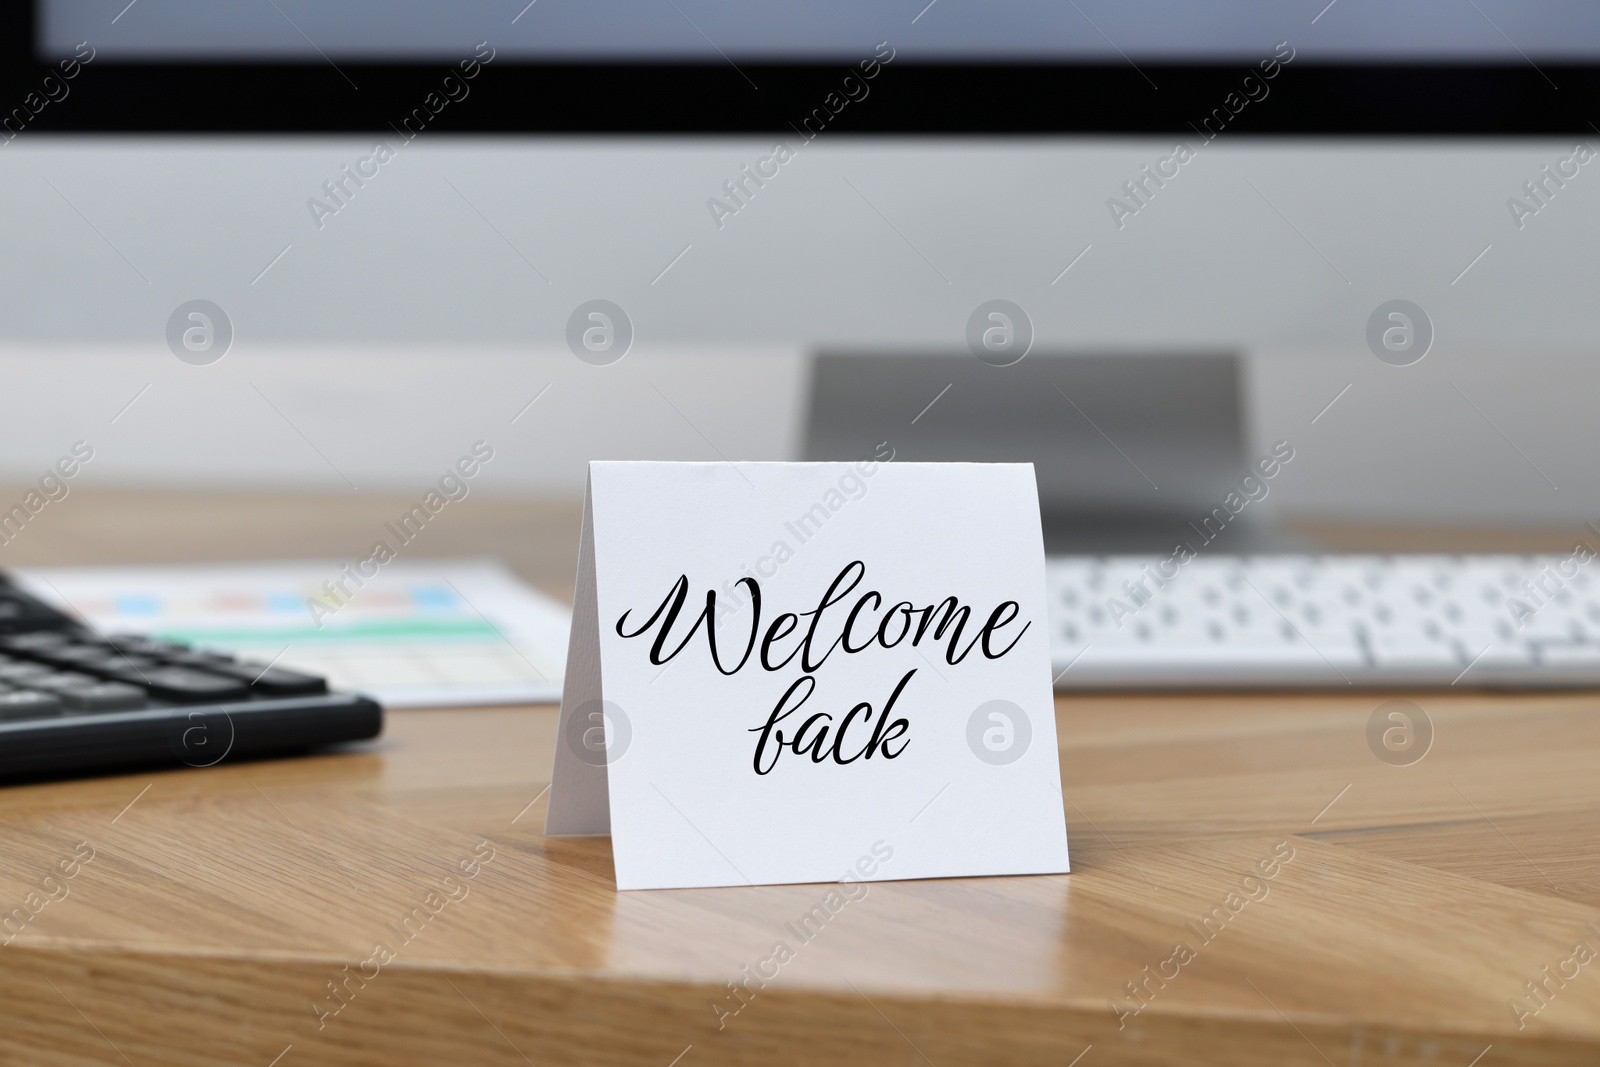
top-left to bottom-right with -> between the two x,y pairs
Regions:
1062,643 -> 1362,687
1459,644 -> 1537,672
1537,643 -> 1600,668
1367,635 -> 1461,675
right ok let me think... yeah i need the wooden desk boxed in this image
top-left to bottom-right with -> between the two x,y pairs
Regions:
1,492 -> 1597,1065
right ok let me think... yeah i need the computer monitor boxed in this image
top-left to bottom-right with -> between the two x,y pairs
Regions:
5,2 -> 1599,524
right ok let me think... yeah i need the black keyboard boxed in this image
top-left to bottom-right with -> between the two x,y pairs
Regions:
0,573 -> 382,780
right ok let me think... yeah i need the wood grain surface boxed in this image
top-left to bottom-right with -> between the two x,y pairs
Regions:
0,491 -> 1596,1065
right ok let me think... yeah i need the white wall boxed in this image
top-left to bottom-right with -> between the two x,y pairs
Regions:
1,137 -> 1596,522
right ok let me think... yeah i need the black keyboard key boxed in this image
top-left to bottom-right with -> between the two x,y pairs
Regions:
0,690 -> 63,719
0,661 -> 54,683
202,661 -> 327,696
29,644 -> 120,669
103,634 -> 170,653
47,641 -> 113,657
156,649 -> 237,669
108,637 -> 192,659
26,672 -> 101,692
0,632 -> 73,653
134,668 -> 251,703
59,683 -> 146,711
77,655 -> 161,680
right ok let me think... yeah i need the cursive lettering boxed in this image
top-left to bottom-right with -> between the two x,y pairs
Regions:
618,561 -> 1029,674
616,561 -> 1031,775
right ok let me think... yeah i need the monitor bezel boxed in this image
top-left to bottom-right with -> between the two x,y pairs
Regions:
7,3 -> 1598,135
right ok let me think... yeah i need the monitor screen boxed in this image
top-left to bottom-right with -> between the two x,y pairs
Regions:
37,0 -> 1600,62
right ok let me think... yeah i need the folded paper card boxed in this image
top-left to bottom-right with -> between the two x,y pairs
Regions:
546,460 -> 1070,890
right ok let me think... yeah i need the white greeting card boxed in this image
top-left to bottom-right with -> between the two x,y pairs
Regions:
546,461 -> 1069,891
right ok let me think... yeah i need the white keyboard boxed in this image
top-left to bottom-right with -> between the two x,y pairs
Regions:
1047,553 -> 1600,688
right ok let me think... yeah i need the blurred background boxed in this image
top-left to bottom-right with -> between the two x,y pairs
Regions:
3,1 -> 1598,534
